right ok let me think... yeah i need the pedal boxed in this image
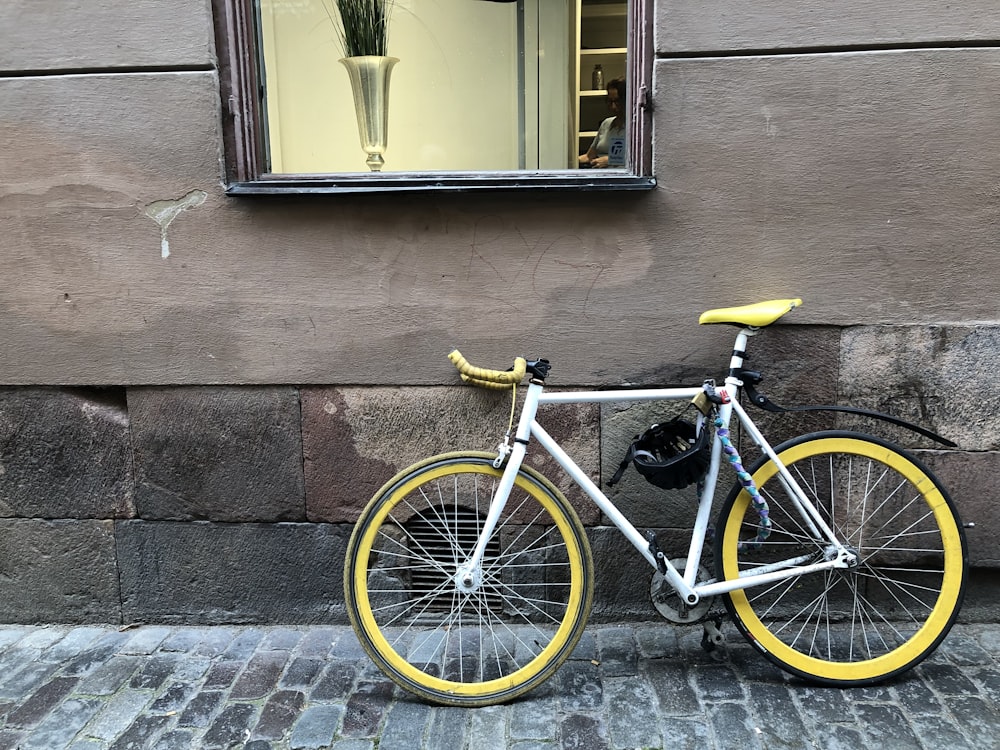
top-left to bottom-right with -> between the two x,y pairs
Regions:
701,616 -> 725,656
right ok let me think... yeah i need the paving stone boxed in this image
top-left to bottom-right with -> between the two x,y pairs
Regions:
977,626 -> 1000,655
5,676 -> 79,728
972,667 -> 1000,705
811,723 -> 866,750
567,630 -> 597,661
917,661 -> 981,695
643,659 -> 700,716
202,702 -> 259,749
289,704 -> 343,750
331,740 -> 375,750
558,660 -> 604,711
596,626 -> 638,677
604,677 -> 662,749
20,698 -> 103,750
854,703 -> 922,749
202,660 -> 243,689
909,712 -> 974,748
297,628 -> 337,657
789,685 -> 853,726
946,696 -> 1000,747
0,629 -> 31,651
427,706 -> 469,750
341,681 -> 393,738
659,717 -> 713,750
17,628 -> 71,650
107,714 -> 172,750
62,632 -> 132,677
158,628 -> 206,653
0,621 -> 995,749
635,623 -> 680,658
706,702 -> 762,750
892,674 -> 944,712
745,682 -> 812,750
222,629 -> 266,660
262,628 -> 304,651
379,700 -> 432,750
170,654 -> 211,682
129,653 -> 180,689
120,626 -> 173,655
312,661 -> 360,701
39,627 -> 108,660
153,729 -> 197,750
508,741 -> 552,750
280,657 -> 325,689
192,628 -> 237,657
690,662 -> 745,702
938,631 -> 994,666
230,650 -> 291,699
84,689 -> 153,742
560,713 -> 610,750
330,632 -> 367,660
465,704 -> 506,750
0,648 -> 42,687
252,690 -> 306,740
0,662 -> 60,700
509,695 -> 557,741
178,690 -> 225,727
76,656 -> 143,695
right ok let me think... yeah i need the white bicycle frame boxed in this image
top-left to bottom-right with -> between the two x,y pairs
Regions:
459,328 -> 857,608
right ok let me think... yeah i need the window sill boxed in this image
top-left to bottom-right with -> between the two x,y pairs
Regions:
225,171 -> 656,196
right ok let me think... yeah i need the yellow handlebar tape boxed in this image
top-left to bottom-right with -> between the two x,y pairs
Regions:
448,350 -> 527,390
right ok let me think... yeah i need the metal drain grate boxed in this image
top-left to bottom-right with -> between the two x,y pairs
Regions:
406,505 -> 503,614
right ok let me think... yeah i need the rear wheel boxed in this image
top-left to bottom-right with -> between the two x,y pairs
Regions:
345,452 -> 593,706
715,432 -> 967,685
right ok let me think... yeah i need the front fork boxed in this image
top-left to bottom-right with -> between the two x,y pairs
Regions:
455,381 -> 544,590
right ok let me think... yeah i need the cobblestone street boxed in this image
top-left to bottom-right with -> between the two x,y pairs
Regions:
0,622 -> 997,749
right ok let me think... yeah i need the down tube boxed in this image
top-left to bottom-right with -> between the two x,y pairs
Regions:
529,421 -> 681,583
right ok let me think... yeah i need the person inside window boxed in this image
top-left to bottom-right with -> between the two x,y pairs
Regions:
579,77 -> 626,169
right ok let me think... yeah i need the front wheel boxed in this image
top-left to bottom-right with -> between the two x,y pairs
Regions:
715,431 -> 967,686
344,452 -> 594,706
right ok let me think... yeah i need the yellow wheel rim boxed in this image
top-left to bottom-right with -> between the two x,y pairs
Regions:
720,436 -> 964,682
350,459 -> 587,698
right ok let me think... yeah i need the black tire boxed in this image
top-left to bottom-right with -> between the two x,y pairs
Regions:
715,431 -> 967,685
344,452 -> 594,706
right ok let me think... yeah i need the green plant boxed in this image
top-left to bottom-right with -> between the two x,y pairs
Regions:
325,0 -> 394,57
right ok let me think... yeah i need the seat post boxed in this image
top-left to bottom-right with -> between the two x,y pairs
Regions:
728,329 -> 753,377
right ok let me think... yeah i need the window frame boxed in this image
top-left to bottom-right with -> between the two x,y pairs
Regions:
212,0 -> 655,194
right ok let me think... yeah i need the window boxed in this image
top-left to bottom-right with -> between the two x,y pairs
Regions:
213,0 -> 653,193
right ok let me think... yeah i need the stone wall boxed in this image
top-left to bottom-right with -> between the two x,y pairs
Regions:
1,1 -> 998,624
2,326 -> 996,624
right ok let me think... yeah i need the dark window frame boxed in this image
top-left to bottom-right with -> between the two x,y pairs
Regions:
211,0 -> 655,194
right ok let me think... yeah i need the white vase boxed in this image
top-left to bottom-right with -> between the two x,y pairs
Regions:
339,55 -> 399,172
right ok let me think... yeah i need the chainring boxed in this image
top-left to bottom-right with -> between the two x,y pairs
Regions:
650,558 -> 715,624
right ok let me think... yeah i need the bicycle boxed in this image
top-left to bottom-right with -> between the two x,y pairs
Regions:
344,298 -> 969,706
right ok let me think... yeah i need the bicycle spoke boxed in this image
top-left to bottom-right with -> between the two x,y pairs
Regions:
719,434 -> 965,685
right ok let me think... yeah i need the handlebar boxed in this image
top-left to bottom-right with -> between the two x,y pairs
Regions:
448,350 -> 527,390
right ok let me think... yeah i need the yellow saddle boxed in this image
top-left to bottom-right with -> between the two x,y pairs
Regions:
699,298 -> 803,328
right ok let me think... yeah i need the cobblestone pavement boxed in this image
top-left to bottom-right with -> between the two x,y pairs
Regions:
0,621 -> 997,750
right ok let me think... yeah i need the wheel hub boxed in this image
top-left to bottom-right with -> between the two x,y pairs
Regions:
454,564 -> 482,593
